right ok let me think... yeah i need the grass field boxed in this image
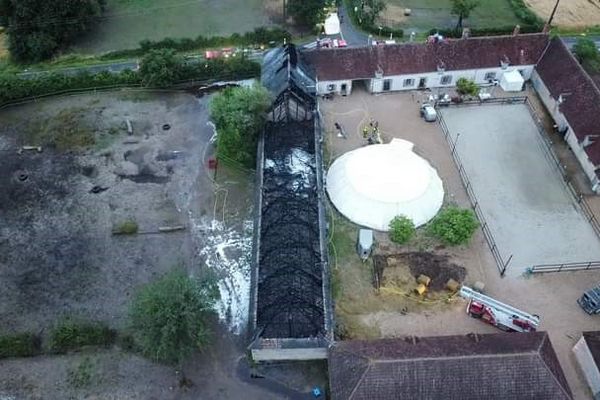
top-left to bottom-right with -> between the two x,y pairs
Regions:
380,0 -> 522,32
72,0 -> 277,54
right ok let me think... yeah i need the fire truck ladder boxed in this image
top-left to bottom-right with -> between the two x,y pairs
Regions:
459,286 -> 540,329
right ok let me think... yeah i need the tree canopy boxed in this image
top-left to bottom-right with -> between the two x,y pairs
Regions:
450,0 -> 479,30
429,206 -> 479,246
574,38 -> 600,73
287,0 -> 326,28
139,48 -> 183,87
210,84 -> 271,168
129,269 -> 218,364
0,0 -> 105,63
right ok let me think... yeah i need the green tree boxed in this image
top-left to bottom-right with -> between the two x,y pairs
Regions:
210,84 -> 271,168
388,215 -> 415,244
1,0 -> 105,63
450,0 -> 479,30
287,0 -> 326,28
456,77 -> 479,97
361,0 -> 386,26
129,269 -> 218,364
574,38 -> 600,72
429,206 -> 479,246
139,48 -> 183,87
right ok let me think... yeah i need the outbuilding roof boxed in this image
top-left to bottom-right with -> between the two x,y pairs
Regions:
328,332 -> 572,400
583,331 -> 600,368
535,37 -> 600,166
301,33 -> 549,81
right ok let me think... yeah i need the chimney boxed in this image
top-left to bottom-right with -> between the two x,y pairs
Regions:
462,28 -> 471,39
583,135 -> 600,148
512,24 -> 521,36
437,61 -> 446,74
542,23 -> 550,34
519,49 -> 526,65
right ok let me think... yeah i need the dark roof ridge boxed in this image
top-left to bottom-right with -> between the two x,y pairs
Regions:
369,351 -> 541,364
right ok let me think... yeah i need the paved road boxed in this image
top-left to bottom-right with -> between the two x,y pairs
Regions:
562,36 -> 600,50
338,4 -> 369,47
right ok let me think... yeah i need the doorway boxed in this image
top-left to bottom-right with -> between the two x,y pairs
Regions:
418,77 -> 427,89
341,83 -> 348,96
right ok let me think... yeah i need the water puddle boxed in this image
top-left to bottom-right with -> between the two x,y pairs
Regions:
194,218 -> 253,335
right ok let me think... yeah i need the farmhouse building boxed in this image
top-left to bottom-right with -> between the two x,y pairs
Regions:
573,331 -> 600,399
301,33 -> 600,193
328,332 -> 572,400
302,33 -> 548,96
532,37 -> 600,192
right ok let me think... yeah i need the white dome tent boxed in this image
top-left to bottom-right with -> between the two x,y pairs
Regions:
324,13 -> 341,35
326,139 -> 444,231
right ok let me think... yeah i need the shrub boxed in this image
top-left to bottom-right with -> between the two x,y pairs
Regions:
210,84 -> 271,168
0,333 -> 41,358
456,77 -> 479,97
129,269 -> 219,364
139,48 -> 183,87
49,320 -> 116,353
429,207 -> 479,245
388,215 -> 415,244
114,220 -> 138,235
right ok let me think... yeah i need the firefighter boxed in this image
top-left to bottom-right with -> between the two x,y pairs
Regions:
362,126 -> 369,138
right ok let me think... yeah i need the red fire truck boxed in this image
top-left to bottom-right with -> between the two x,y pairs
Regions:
459,286 -> 540,333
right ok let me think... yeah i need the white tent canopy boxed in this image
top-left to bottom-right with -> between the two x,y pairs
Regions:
324,13 -> 341,35
326,139 -> 444,231
500,69 -> 524,92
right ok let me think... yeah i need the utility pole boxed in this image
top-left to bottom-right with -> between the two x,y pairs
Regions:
547,0 -> 560,26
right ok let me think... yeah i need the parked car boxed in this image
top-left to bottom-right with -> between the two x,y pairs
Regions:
420,104 -> 437,122
578,285 -> 600,314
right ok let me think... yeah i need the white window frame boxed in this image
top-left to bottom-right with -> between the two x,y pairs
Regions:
383,79 -> 392,91
484,72 -> 496,81
440,75 -> 452,85
403,78 -> 415,87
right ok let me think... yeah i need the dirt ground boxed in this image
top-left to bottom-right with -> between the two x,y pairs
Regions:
0,89 -> 316,399
525,0 -> 600,27
321,88 -> 600,400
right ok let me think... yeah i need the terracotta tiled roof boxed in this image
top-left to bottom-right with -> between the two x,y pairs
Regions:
301,33 -> 549,81
329,332 -> 572,400
536,37 -> 600,166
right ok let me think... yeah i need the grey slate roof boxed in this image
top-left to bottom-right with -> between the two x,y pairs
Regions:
329,332 -> 572,400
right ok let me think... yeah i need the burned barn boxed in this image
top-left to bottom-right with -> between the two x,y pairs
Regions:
249,45 -> 333,360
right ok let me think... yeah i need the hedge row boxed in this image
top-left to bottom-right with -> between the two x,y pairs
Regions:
0,333 -> 41,358
0,57 -> 261,104
0,321 -> 119,359
49,320 -> 116,354
509,0 -> 545,27
99,27 -> 291,60
428,24 -> 542,39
